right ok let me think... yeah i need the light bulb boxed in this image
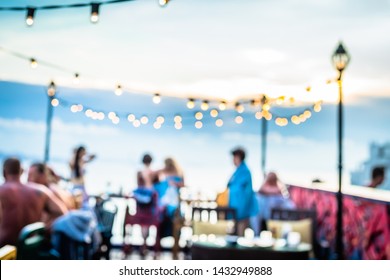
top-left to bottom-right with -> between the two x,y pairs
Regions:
153,93 -> 161,104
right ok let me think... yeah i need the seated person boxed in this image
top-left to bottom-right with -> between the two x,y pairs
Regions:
367,166 -> 385,189
252,172 -> 295,235
0,158 -> 67,247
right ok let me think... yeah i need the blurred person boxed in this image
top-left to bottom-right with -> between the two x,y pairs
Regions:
0,158 -> 67,247
69,146 -> 96,207
252,171 -> 295,235
367,166 -> 385,188
227,147 -> 259,236
28,163 -> 77,210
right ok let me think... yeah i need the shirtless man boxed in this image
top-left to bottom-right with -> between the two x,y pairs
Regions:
0,158 -> 67,247
28,163 -> 76,210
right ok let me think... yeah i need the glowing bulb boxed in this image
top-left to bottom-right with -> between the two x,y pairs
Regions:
265,112 -> 272,121
276,96 -> 285,105
127,114 -> 135,122
174,115 -> 182,123
314,104 -> 322,112
304,110 -> 312,118
91,112 -> 99,120
187,99 -> 195,109
77,104 -> 83,112
140,116 -> 149,124
51,98 -> 59,107
98,112 -> 105,120
262,103 -> 271,111
235,103 -> 244,113
47,81 -> 56,96
201,101 -> 209,111
235,115 -> 243,124
195,121 -> 203,129
215,119 -> 223,127
133,120 -> 141,127
195,112 -> 203,120
90,3 -> 100,23
73,73 -> 80,84
71,105 -> 78,113
153,122 -> 161,129
255,111 -> 262,120
289,97 -> 295,104
108,112 -> 116,120
175,123 -> 182,130
299,114 -> 306,122
85,109 -> 93,117
30,58 -> 38,68
115,85 -> 123,96
159,0 -> 170,7
210,109 -> 219,118
291,115 -> 300,125
306,86 -> 311,92
112,117 -> 120,125
219,101 -> 227,111
26,8 -> 35,26
153,93 -> 161,104
156,116 -> 165,124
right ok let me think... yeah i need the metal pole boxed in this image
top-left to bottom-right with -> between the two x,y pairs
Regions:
261,95 -> 267,179
44,90 -> 54,163
336,72 -> 344,260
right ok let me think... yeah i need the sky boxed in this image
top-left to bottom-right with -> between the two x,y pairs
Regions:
0,0 -> 390,195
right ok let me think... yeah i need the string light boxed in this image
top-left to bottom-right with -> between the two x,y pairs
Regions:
98,112 -> 105,120
133,120 -> 141,127
108,112 -> 117,120
77,104 -> 83,111
26,7 -> 35,26
174,115 -> 182,123
153,93 -> 161,104
115,85 -> 123,96
219,101 -> 227,111
85,109 -> 93,117
195,121 -> 203,129
51,98 -> 59,107
159,0 -> 170,7
156,115 -> 165,124
291,115 -> 300,125
47,81 -> 56,96
314,102 -> 322,112
195,112 -> 203,120
140,116 -> 149,124
235,102 -> 244,113
262,103 -> 270,111
127,113 -> 135,122
30,58 -> 38,68
186,98 -> 195,109
174,122 -> 182,130
153,122 -> 161,129
73,73 -> 80,84
255,111 -> 262,120
90,3 -> 100,23
304,110 -> 312,118
306,86 -> 311,92
235,115 -> 243,124
276,96 -> 285,105
215,119 -> 223,127
201,100 -> 209,111
112,117 -> 120,125
210,109 -> 219,118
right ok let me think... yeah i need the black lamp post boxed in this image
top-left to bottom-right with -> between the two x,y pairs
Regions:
44,81 -> 56,163
331,42 -> 351,260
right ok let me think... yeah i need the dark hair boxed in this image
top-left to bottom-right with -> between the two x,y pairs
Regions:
74,146 -> 86,178
231,147 -> 246,161
3,157 -> 21,177
31,162 -> 46,175
372,166 -> 385,180
142,154 -> 152,165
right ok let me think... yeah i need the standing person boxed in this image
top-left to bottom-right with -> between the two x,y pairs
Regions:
227,147 -> 258,236
0,158 -> 67,247
69,146 -> 96,207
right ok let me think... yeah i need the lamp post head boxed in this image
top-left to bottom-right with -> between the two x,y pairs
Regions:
332,42 -> 351,73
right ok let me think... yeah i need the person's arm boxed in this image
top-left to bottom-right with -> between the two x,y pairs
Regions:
41,187 -> 68,217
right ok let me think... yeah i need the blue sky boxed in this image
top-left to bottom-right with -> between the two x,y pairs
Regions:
1,0 -> 390,195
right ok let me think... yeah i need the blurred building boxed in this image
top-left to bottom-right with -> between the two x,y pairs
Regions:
350,142 -> 390,190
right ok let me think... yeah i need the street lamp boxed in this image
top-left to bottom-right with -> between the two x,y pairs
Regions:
44,81 -> 56,163
331,42 -> 351,260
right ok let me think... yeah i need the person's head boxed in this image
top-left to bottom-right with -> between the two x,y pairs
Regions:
75,146 -> 86,159
3,157 -> 22,181
265,172 -> 278,185
231,147 -> 246,167
142,154 -> 153,166
28,163 -> 49,186
74,146 -> 86,178
164,158 -> 181,175
370,166 -> 385,188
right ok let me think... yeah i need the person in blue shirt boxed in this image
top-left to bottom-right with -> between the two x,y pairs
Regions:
227,147 -> 259,236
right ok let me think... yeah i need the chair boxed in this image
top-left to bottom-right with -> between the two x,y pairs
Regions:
191,207 -> 237,236
122,190 -> 161,256
54,232 -> 94,260
0,245 -> 17,260
17,222 -> 59,260
94,198 -> 118,259
269,207 -> 329,259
